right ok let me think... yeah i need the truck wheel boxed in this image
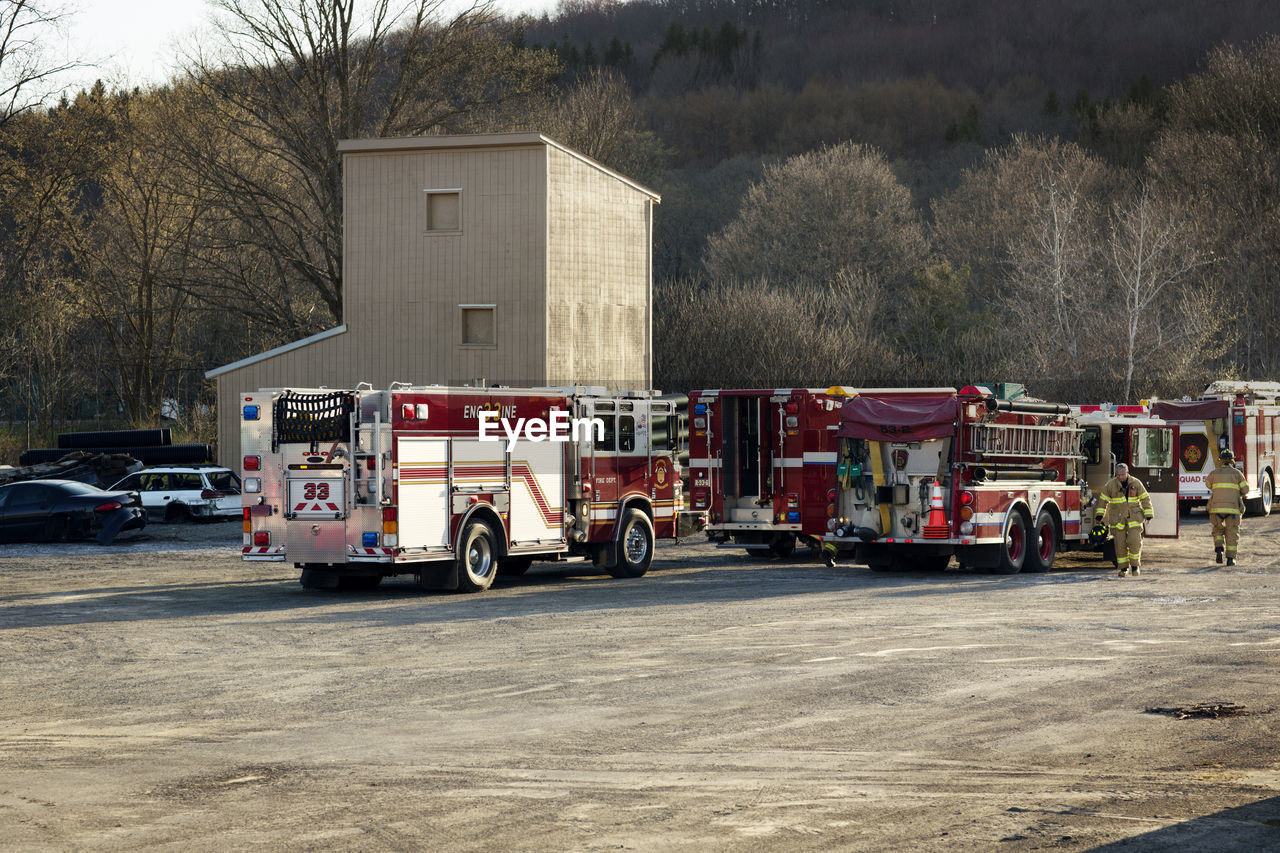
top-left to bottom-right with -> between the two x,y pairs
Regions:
609,509 -> 653,578
1024,510 -> 1058,573
1246,471 -> 1273,517
498,556 -> 533,577
457,521 -> 498,592
768,533 -> 796,559
299,567 -> 339,590
994,511 -> 1028,574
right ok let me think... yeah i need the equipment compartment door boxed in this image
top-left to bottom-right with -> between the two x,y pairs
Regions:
1132,425 -> 1179,538
397,437 -> 450,549
510,440 -> 566,545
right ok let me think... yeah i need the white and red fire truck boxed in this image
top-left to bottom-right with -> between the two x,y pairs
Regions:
1152,380 -> 1280,516
687,387 -> 851,558
239,384 -> 689,592
822,386 -> 1093,573
1073,403 -> 1179,538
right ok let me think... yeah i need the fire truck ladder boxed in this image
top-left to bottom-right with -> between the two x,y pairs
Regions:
967,422 -> 1082,460
349,409 -> 389,508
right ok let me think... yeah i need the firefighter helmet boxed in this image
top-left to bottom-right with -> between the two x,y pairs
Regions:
1088,523 -> 1109,547
1220,448 -> 1235,463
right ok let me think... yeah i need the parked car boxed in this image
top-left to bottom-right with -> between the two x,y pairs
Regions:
109,466 -> 242,523
0,479 -> 147,544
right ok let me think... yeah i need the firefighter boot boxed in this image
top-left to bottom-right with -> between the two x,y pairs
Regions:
1227,556 -> 1236,567
1215,547 -> 1224,564
1131,564 -> 1140,575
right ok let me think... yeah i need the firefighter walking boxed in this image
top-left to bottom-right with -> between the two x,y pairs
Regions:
1206,449 -> 1247,566
1096,463 -> 1154,576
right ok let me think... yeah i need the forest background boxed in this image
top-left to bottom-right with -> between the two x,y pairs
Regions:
3,0 -> 1280,458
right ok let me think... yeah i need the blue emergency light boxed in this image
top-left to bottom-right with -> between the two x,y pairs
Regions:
362,532 -> 379,548
787,511 -> 801,523
242,405 -> 260,420
693,403 -> 707,415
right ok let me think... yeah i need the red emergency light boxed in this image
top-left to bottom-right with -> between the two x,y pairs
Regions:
1078,405 -> 1102,413
243,455 -> 261,471
1116,405 -> 1145,414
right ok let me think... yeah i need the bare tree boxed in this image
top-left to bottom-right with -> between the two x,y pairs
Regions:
171,0 -> 557,328
0,0 -> 78,125
1107,186 -> 1213,401
58,93 -> 208,424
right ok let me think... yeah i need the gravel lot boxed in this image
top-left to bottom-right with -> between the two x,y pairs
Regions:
2,513 -> 1279,851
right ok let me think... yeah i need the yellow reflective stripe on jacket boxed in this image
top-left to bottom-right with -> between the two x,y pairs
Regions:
1210,483 -> 1245,490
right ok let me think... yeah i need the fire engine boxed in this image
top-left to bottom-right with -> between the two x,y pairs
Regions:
1073,403 -> 1179,538
239,384 -> 688,592
1152,380 -> 1280,516
688,387 -> 852,558
822,386 -> 1092,573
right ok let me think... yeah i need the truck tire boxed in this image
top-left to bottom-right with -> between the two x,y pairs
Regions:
768,533 -> 796,559
1245,470 -> 1273,517
993,511 -> 1028,574
456,520 -> 498,592
1024,510 -> 1058,573
300,567 -> 340,589
609,509 -> 653,578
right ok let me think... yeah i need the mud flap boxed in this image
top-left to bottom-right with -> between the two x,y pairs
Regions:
416,561 -> 458,591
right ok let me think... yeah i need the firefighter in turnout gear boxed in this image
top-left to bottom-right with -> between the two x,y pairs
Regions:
1206,449 -> 1247,566
1096,463 -> 1154,576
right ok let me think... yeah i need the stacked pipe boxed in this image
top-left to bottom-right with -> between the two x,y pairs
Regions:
19,427 -> 211,467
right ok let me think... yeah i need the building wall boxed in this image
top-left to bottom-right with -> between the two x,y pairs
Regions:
545,146 -> 653,391
210,134 -> 656,467
342,141 -> 549,386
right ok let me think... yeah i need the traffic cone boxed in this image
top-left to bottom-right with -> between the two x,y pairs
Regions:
923,479 -> 949,539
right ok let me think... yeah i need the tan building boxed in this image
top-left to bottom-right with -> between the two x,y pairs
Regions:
206,132 -> 660,466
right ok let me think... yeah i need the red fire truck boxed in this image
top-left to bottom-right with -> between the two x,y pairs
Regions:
822,386 -> 1091,573
688,387 -> 854,558
239,384 -> 689,592
1152,380 -> 1280,516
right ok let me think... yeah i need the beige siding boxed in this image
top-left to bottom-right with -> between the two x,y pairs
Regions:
545,146 -> 653,390
342,143 -> 548,386
211,133 -> 657,466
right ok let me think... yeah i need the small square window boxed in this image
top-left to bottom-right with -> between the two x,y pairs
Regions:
462,306 -> 495,346
425,190 -> 460,232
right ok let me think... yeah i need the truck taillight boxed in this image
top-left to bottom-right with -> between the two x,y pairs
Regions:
827,488 -> 837,502
785,402 -> 799,414
693,488 -> 709,508
243,455 -> 260,471
382,506 -> 398,535
253,531 -> 270,547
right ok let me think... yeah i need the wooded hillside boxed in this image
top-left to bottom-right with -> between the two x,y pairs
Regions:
1,0 -> 1278,458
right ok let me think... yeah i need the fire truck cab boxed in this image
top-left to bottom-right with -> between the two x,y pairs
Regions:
1073,403 -> 1179,538
239,384 -> 687,592
1152,381 -> 1280,517
688,388 -> 852,558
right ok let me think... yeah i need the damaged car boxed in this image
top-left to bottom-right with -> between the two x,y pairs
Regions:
0,479 -> 147,544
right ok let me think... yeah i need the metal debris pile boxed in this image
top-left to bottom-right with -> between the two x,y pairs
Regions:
1145,703 -> 1251,719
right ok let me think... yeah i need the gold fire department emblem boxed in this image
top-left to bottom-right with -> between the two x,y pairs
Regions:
655,460 -> 668,486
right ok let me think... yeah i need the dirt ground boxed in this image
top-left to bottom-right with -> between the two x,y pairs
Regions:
1,513 -> 1279,852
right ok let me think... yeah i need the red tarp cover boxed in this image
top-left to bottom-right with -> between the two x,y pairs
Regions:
1151,399 -> 1229,421
838,395 -> 959,441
